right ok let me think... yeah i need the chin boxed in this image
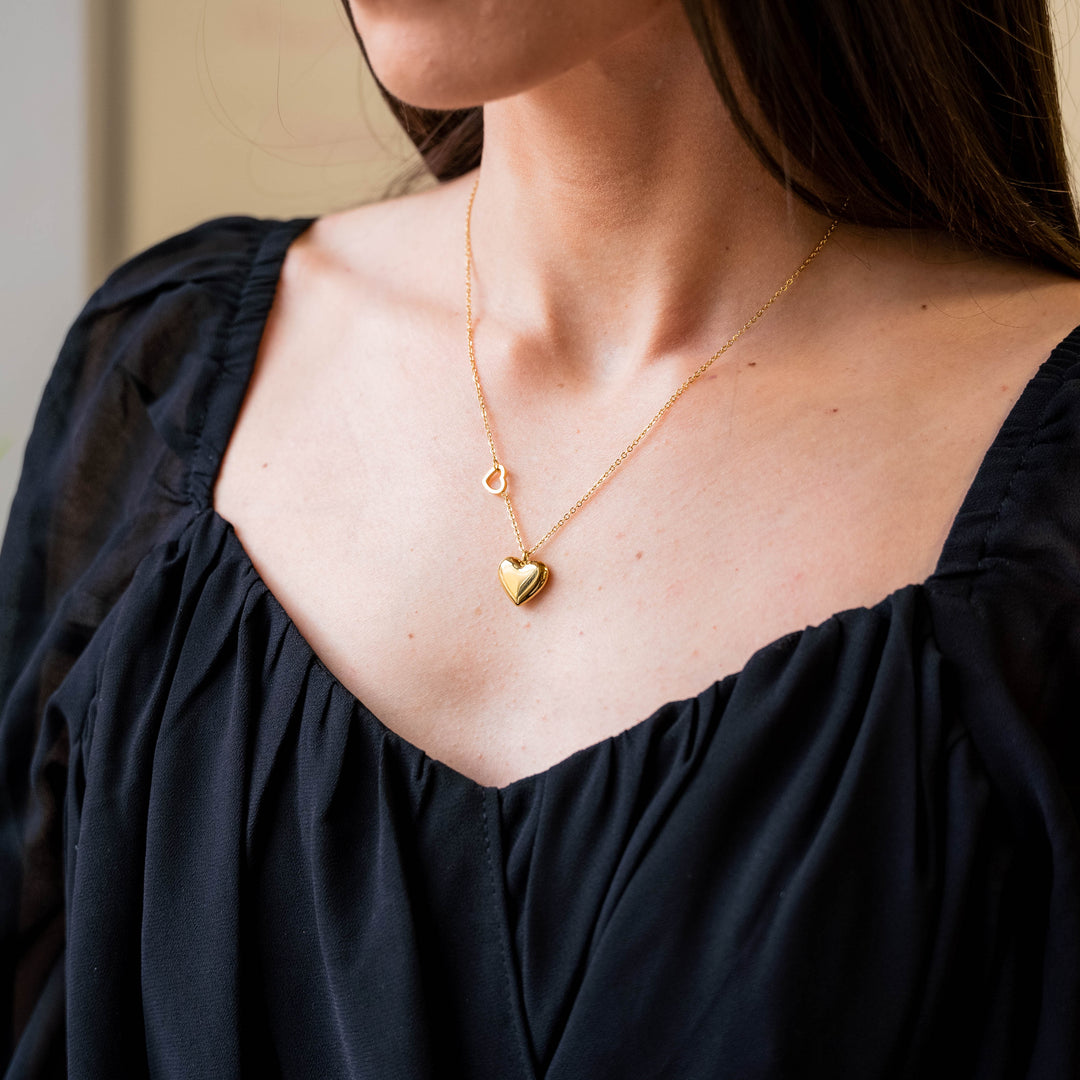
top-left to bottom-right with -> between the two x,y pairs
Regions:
359,26 -> 549,110
368,66 -> 493,112
347,0 -> 662,111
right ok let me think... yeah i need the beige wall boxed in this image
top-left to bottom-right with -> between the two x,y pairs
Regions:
119,0 -> 425,266
118,0 -> 1080,266
1056,1 -> 1080,176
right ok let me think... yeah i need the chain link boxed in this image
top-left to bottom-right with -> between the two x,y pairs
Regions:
464,175 -> 842,561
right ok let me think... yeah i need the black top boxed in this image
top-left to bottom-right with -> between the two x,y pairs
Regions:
2,216 -> 1079,1080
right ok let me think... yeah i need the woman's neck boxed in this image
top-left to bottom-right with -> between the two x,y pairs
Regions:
462,2 -> 834,387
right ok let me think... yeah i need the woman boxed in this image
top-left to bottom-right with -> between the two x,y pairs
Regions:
2,0 -> 1079,1075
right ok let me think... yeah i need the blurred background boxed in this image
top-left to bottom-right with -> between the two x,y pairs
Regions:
1,0 -> 425,532
1,0 -> 1079,532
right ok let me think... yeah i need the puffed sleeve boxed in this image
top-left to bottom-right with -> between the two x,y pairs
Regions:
0,216 -> 274,1075
967,345 -> 1080,817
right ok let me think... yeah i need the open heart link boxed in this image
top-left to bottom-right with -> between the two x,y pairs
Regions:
482,463 -> 507,495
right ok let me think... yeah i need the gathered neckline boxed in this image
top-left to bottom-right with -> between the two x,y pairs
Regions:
198,502 -> 907,795
187,215 -> 1080,795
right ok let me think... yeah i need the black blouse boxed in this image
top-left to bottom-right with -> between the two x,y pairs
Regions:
1,216 -> 1079,1080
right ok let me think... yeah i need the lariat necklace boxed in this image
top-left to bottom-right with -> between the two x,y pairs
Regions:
464,176 -> 842,606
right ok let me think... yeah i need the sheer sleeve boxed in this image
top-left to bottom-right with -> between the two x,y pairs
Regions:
0,216 -> 273,1075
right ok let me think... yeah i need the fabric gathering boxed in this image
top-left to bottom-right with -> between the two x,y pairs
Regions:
3,0 -> 1080,1077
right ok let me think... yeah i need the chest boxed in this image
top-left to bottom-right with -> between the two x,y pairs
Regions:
213,311 -> 1035,786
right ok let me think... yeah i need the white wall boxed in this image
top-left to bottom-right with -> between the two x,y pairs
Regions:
0,0 -> 88,534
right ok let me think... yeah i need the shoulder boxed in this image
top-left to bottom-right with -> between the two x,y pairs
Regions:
842,232 -> 1080,589
963,295 -> 1080,593
72,213 -> 320,393
277,175 -> 467,301
60,214 -> 312,469
57,215 -> 291,404
88,215 -> 285,314
2,216 -> 310,635
45,213 -> 297,437
42,215 -> 306,437
211,184 -> 468,526
937,285 -> 1080,809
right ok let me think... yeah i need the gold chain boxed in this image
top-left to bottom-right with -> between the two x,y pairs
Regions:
464,175 -> 841,563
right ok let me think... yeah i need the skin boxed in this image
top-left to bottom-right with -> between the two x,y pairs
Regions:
214,0 -> 1080,787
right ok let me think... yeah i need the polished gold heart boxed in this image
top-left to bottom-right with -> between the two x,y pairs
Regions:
498,557 -> 550,605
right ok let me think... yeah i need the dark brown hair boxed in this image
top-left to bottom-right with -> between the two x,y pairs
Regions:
342,0 -> 1080,276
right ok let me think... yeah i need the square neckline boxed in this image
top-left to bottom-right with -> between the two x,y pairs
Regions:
193,214 -> 1080,794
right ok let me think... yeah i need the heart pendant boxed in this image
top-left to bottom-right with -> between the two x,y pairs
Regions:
498,557 -> 550,606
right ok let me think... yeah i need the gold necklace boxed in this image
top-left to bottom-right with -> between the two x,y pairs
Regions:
464,176 -> 841,606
